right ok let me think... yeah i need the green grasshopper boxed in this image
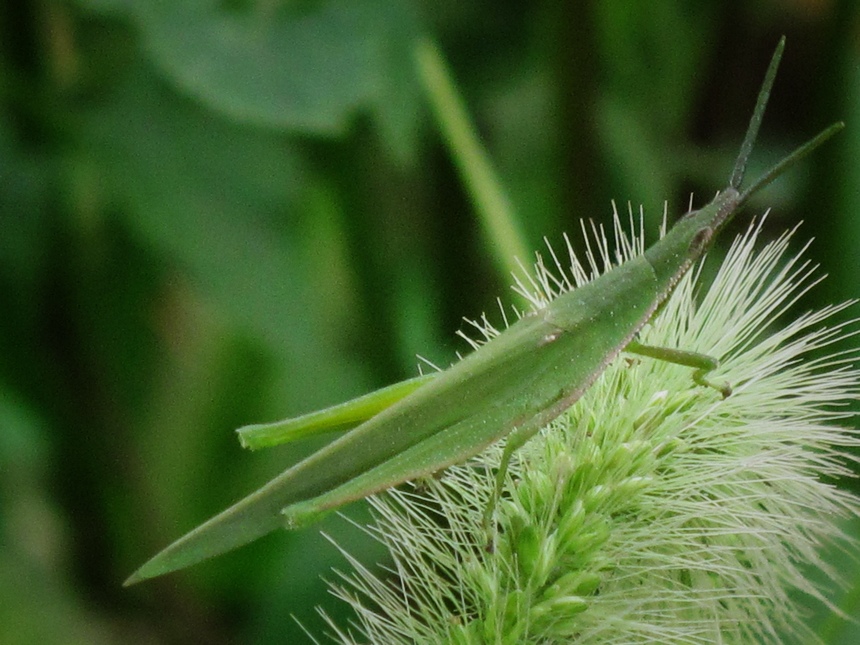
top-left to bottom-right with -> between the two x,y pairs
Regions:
125,38 -> 842,586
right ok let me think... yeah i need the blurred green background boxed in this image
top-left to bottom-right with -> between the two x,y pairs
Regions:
2,1 -> 859,643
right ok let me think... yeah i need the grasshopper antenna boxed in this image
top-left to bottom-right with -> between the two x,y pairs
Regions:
728,36 -> 843,204
739,122 -> 844,204
730,37 -> 785,190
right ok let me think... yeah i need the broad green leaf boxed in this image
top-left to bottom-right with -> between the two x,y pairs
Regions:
76,0 -> 423,159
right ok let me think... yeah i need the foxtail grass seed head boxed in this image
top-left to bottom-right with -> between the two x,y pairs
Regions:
322,209 -> 860,644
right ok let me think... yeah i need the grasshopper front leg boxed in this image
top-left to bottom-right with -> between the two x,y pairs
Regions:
626,340 -> 732,398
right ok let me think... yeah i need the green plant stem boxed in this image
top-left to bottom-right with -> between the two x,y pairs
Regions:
414,37 -> 531,283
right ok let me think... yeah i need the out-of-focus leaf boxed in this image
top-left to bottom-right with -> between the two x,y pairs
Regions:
75,63 -> 383,626
0,551 -> 118,645
0,391 -> 114,645
79,65 -> 329,365
592,2 -> 718,222
76,0 -> 424,159
832,44 -> 860,313
0,119 -> 49,283
0,112 -> 53,392
594,2 -> 718,133
0,389 -> 48,471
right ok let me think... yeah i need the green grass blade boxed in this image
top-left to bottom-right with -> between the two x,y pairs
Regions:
414,37 -> 531,282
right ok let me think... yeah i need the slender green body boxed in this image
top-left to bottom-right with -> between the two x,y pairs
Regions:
128,249 -> 672,584
126,39 -> 841,586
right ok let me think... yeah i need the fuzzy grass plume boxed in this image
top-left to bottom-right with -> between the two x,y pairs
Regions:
321,210 -> 860,644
